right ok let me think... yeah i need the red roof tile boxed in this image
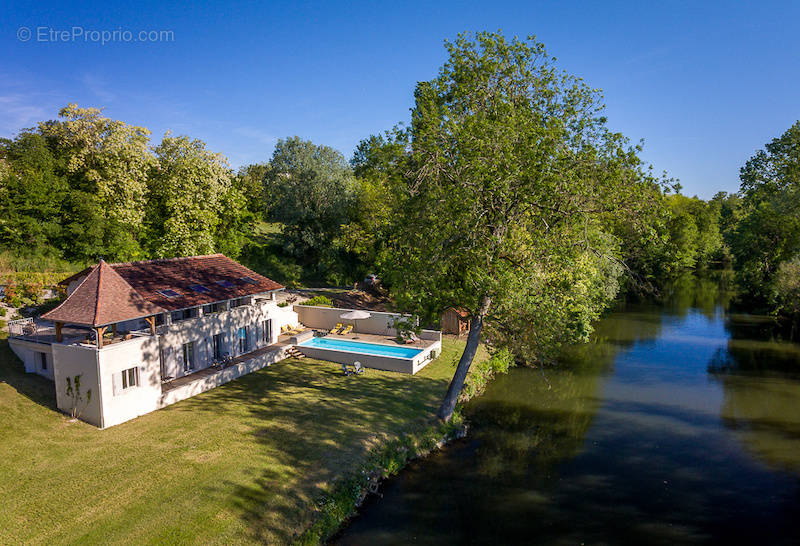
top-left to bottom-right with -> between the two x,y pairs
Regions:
50,254 -> 284,324
42,260 -> 167,327
110,254 -> 284,311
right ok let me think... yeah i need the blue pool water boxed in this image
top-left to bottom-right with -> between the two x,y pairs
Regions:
299,337 -> 423,359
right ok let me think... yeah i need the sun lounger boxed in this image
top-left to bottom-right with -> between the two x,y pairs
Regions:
329,323 -> 343,334
340,324 -> 353,335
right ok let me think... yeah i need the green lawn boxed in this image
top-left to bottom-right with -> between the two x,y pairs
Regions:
0,336 -> 481,544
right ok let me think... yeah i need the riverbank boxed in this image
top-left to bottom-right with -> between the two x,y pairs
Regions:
0,334 -> 502,544
333,277 -> 800,544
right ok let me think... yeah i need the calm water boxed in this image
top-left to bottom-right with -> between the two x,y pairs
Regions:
335,275 -> 800,545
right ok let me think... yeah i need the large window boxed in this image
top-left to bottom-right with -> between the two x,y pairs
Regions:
212,333 -> 224,359
238,327 -> 248,354
182,341 -> 196,372
262,320 -> 272,344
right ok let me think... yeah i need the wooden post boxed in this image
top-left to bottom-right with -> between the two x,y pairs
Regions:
145,316 -> 156,335
55,322 -> 63,343
96,326 -> 107,348
112,323 -> 117,337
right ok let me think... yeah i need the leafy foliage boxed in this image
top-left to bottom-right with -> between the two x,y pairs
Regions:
262,137 -> 359,282
300,295 -> 333,307
147,134 -> 244,257
729,121 -> 800,310
0,105 -> 252,266
368,32 -> 665,417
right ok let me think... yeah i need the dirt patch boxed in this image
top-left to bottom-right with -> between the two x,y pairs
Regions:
329,290 -> 392,312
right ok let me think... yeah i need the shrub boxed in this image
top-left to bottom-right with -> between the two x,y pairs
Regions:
277,301 -> 289,308
301,295 -> 333,307
0,308 -> 6,317
460,348 -> 513,401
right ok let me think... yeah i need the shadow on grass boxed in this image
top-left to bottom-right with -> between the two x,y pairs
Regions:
0,339 -> 57,411
170,357 -> 450,543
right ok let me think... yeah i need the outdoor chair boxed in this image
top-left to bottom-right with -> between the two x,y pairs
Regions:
340,324 -> 353,335
353,361 -> 365,375
341,362 -> 353,376
330,323 -> 343,334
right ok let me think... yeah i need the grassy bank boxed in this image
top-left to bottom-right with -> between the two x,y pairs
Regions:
0,335 -> 494,544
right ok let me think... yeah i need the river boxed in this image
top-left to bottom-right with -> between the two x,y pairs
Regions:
335,275 -> 800,545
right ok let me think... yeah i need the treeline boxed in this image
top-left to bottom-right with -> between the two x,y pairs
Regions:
0,104 -> 248,266
2,41 -> 799,348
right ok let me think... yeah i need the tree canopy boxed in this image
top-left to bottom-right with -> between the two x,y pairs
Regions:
375,32 -> 663,419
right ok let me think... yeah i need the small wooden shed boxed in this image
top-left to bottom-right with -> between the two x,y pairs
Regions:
441,307 -> 470,336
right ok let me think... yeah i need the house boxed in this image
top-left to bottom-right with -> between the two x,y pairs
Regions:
7,254 -> 298,428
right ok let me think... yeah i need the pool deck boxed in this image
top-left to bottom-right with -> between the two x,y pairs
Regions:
311,331 -> 436,350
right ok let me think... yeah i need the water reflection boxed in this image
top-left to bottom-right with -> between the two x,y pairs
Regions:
336,275 -> 800,545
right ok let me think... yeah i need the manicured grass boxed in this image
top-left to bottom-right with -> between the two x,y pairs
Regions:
0,336 -> 483,544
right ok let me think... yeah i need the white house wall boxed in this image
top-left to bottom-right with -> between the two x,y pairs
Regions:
159,299 -> 288,379
96,335 -> 162,428
51,343 -> 103,427
8,339 -> 55,380
294,305 -> 415,336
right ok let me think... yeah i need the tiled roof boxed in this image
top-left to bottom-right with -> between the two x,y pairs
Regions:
52,254 -> 284,322
110,254 -> 283,311
42,260 -> 167,327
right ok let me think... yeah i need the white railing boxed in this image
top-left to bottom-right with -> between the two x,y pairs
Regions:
7,317 -> 35,338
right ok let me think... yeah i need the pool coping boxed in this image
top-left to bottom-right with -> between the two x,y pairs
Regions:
297,337 -> 423,361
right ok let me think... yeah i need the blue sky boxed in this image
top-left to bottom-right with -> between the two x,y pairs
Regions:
2,1 -> 799,198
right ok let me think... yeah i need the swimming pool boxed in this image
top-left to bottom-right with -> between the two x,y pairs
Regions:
298,336 -> 423,359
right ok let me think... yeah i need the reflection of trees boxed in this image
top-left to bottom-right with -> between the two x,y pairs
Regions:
659,272 -> 733,319
709,310 -> 800,473
715,373 -> 800,474
591,311 -> 664,349
465,340 -> 617,479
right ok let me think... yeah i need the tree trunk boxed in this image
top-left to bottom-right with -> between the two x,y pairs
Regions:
437,295 -> 491,422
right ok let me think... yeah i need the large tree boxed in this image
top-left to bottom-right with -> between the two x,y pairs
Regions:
38,104 -> 153,261
264,137 -> 357,275
730,121 -> 800,306
147,134 -> 244,258
0,132 -> 69,253
381,32 -> 658,420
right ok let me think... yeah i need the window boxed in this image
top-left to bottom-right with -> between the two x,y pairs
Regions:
212,333 -> 224,359
262,320 -> 272,344
240,276 -> 258,285
215,280 -> 235,288
203,302 -> 227,314
238,327 -> 248,353
230,297 -> 249,308
189,284 -> 211,293
157,289 -> 182,298
121,367 -> 139,389
171,308 -> 195,322
114,366 -> 140,394
182,342 -> 196,372
37,352 -> 47,370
